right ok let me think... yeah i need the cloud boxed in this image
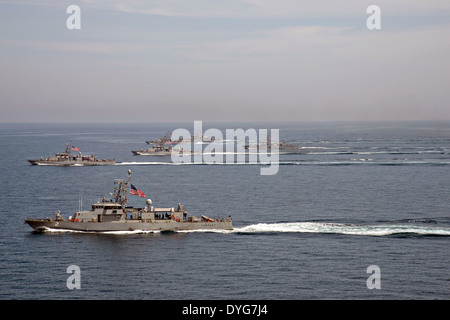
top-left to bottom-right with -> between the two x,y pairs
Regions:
90,0 -> 250,18
0,38 -> 150,54
82,0 -> 450,18
114,3 -> 184,17
175,25 -> 352,63
4,0 -> 450,19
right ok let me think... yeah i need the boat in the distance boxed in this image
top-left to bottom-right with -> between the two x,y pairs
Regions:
245,140 -> 300,151
245,134 -> 299,152
24,170 -> 233,232
131,145 -> 182,156
145,131 -> 181,145
28,141 -> 115,166
146,131 -> 215,145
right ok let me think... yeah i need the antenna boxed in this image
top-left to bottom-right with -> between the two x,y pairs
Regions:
78,193 -> 82,212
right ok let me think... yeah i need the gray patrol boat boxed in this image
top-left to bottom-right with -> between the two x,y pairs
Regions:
145,131 -> 215,145
146,131 -> 182,145
131,145 -> 179,156
28,141 -> 115,166
25,170 -> 232,233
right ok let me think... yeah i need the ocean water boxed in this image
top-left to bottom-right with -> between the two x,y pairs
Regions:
0,121 -> 449,300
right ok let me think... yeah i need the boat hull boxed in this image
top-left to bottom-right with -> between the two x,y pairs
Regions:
25,219 -> 233,232
28,160 -> 116,166
131,151 -> 172,156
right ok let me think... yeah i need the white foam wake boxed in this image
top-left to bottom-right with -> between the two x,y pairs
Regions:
36,222 -> 450,237
36,227 -> 160,235
116,161 -> 450,166
234,222 -> 450,237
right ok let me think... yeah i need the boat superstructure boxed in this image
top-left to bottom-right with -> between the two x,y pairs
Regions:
24,170 -> 233,232
137,131 -> 214,156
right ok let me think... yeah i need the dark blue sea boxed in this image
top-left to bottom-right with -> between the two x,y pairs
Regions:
1,121 -> 449,300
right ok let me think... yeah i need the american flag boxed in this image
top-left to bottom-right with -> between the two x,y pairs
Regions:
130,184 -> 145,198
72,146 -> 80,152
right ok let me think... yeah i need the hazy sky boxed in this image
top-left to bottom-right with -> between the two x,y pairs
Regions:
0,0 -> 449,123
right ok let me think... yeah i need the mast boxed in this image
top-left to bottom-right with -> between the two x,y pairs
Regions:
65,140 -> 73,156
112,169 -> 131,207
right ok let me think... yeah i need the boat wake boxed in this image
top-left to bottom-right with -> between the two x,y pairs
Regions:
231,222 -> 450,237
117,160 -> 450,166
34,227 -> 161,235
173,221 -> 450,237
36,221 -> 450,237
117,162 -> 176,166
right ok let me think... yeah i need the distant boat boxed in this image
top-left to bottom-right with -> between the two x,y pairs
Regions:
146,131 -> 216,145
245,133 -> 299,151
28,141 -> 115,166
145,131 -> 182,145
245,141 -> 300,151
131,145 -> 179,156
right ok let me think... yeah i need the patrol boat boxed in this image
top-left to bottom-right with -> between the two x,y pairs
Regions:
28,141 -> 115,166
146,131 -> 182,145
24,170 -> 233,233
131,145 -> 178,156
245,134 -> 299,152
145,131 -> 215,145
